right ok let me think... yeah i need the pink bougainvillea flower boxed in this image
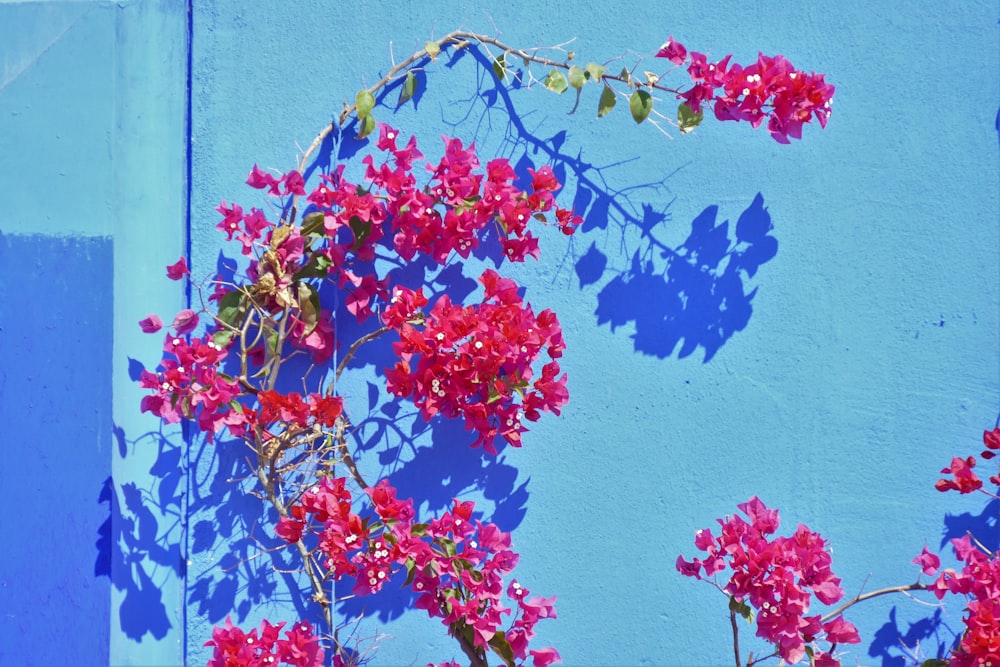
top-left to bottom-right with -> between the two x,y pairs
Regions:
170,309 -> 199,335
246,163 -> 280,194
822,615 -> 861,644
166,256 -> 190,280
912,545 -> 941,576
656,36 -> 687,65
138,314 -> 163,333
935,455 -> 983,494
529,646 -> 562,667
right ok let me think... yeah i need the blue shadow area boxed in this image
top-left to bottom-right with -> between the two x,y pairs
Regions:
0,232 -> 112,664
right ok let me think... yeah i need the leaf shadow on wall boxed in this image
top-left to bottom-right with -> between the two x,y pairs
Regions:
95,425 -> 182,643
455,46 -> 778,363
866,498 -> 998,666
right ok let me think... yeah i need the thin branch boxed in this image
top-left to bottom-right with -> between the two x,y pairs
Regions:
730,608 -> 743,667
335,325 -> 391,381
295,29 -> 684,176
821,582 -> 930,623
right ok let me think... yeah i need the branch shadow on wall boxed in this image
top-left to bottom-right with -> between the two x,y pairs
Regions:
95,422 -> 184,643
866,498 -> 998,666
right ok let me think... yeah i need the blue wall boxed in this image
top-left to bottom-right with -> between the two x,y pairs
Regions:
0,1 -> 188,665
2,1 -> 997,665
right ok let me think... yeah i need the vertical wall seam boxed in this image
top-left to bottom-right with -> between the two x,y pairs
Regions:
182,0 -> 195,663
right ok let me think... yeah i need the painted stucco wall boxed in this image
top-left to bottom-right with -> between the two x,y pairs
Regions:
1,0 -> 997,665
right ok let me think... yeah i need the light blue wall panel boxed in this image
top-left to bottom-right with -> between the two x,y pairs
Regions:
0,0 -> 188,665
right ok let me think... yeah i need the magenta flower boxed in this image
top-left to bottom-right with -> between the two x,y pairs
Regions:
912,546 -> 941,576
165,256 -> 190,280
656,36 -> 687,65
138,314 -> 163,333
170,309 -> 199,335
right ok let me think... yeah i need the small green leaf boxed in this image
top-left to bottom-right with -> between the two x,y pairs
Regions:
728,596 -> 754,623
543,69 -> 568,94
212,329 -> 235,349
348,215 -> 372,250
677,102 -> 704,134
619,66 -> 632,85
217,290 -> 243,327
629,89 -> 653,124
488,631 -> 517,667
301,211 -> 325,237
355,89 -> 375,119
397,71 -> 417,106
568,65 -> 586,89
293,252 -> 334,281
492,54 -> 507,81
425,40 -> 440,60
402,557 -> 417,587
919,661 -> 949,667
586,62 -> 605,81
297,282 -> 320,336
356,113 -> 375,140
598,84 -> 617,118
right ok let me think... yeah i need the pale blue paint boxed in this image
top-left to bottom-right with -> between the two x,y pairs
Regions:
1,0 -> 997,665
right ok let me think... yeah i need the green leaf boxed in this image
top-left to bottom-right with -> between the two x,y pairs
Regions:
598,84 -> 617,118
488,631 -> 517,667
348,215 -> 372,250
301,211 -> 325,237
492,54 -> 507,81
356,113 -> 375,140
212,329 -> 235,349
425,40 -> 440,60
629,89 -> 653,124
728,596 -> 754,623
677,102 -> 704,134
402,557 -> 417,587
296,282 -> 320,336
568,65 -> 586,89
618,66 -> 632,85
217,290 -> 243,327
543,69 -> 568,94
919,661 -> 949,667
585,62 -> 605,81
397,71 -> 417,106
355,89 -> 375,119
293,252 -> 333,281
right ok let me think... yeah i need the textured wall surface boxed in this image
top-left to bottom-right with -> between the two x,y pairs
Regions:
1,0 -> 998,665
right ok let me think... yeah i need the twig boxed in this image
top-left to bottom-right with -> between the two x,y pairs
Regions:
730,608 -> 743,667
821,582 -> 930,623
335,325 -> 391,381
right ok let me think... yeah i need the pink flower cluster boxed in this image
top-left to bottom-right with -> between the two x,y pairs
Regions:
138,331 -> 240,440
936,427 -> 1000,494
676,497 -> 859,665
204,616 -> 324,667
919,536 -> 1000,665
657,36 -> 835,143
275,476 -> 560,667
383,269 -> 568,454
224,123 -> 578,325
